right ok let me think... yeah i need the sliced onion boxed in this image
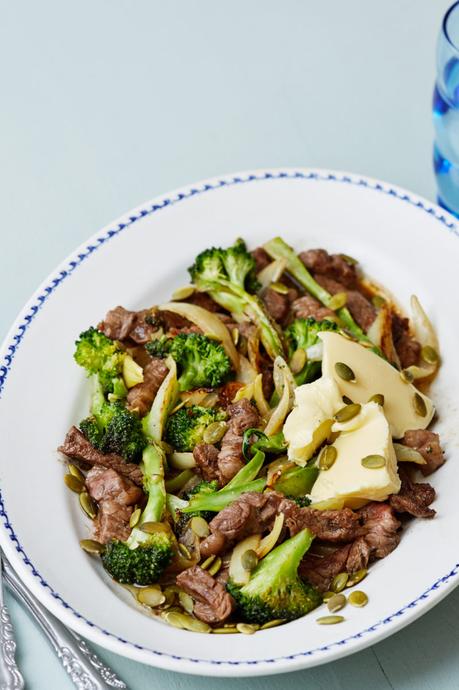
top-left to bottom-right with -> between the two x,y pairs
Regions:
180,389 -> 208,406
122,354 -> 144,388
393,442 -> 426,465
159,302 -> 239,369
169,452 -> 196,469
253,373 -> 271,419
247,329 -> 261,372
257,513 -> 285,559
405,295 -> 440,380
264,357 -> 293,436
257,259 -> 287,290
229,534 -> 262,586
233,382 -> 254,403
236,355 -> 257,384
266,455 -> 291,487
367,305 -> 400,365
144,356 -> 178,442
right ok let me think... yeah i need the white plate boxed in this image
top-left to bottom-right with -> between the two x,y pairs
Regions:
0,168 -> 458,678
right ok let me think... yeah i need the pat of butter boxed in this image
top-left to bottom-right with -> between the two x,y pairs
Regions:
283,376 -> 342,465
310,402 -> 401,506
320,332 -> 434,439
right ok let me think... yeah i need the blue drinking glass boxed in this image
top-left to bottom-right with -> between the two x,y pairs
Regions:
433,1 -> 459,216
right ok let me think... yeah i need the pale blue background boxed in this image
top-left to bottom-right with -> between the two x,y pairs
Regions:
0,1 -> 457,688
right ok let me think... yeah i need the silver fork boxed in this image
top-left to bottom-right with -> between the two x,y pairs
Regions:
0,552 -> 24,689
2,553 -> 127,690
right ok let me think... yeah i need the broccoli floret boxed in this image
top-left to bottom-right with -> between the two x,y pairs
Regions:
74,327 -> 127,396
290,496 -> 312,507
165,405 -> 225,452
101,444 -> 174,585
176,480 -> 220,530
185,480 -> 219,499
80,400 -> 146,462
285,317 -> 338,385
146,333 -> 232,391
242,429 -> 287,461
188,239 -> 284,360
227,529 -> 321,624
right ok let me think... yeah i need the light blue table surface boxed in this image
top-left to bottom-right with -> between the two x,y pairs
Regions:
1,1 -> 457,688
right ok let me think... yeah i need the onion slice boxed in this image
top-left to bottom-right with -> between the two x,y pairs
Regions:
253,373 -> 271,419
256,513 -> 285,559
257,259 -> 287,290
229,534 -> 262,586
404,295 -> 440,381
393,442 -> 427,465
264,357 -> 295,436
169,452 -> 196,469
144,356 -> 178,442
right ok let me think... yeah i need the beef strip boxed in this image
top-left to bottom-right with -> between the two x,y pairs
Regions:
299,545 -> 352,592
299,249 -> 358,288
85,466 -> 143,544
314,274 -> 376,331
261,287 -> 290,323
176,565 -> 235,624
261,365 -> 274,400
278,499 -> 360,542
217,381 -> 245,408
291,294 -> 335,322
251,247 -> 271,273
184,292 -> 222,313
391,313 -> 421,368
389,467 -> 436,518
193,443 -> 220,482
217,399 -> 260,485
58,426 -> 143,485
401,429 -> 444,476
126,357 -> 168,417
357,502 -> 401,558
99,306 -> 157,345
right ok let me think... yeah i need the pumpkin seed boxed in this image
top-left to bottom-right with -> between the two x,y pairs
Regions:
339,254 -> 358,266
328,292 -> 348,311
327,593 -> 346,613
162,586 -> 178,607
203,421 -> 228,445
346,568 -> 368,587
318,445 -> 337,471
79,539 -> 104,554
237,623 -> 260,635
342,395 -> 353,405
413,392 -> 427,417
163,611 -> 187,629
208,557 -> 222,577
178,591 -> 194,614
316,615 -> 345,625
260,619 -> 285,630
371,295 -> 386,308
68,463 -> 85,482
368,393 -> 384,406
348,590 -> 368,607
331,572 -> 349,593
334,362 -> 355,382
140,522 -> 169,534
137,586 -> 166,607
129,507 -> 141,528
230,327 -> 240,346
171,286 -> 195,301
334,403 -> 361,423
212,627 -> 239,634
190,516 -> 210,538
201,555 -> 216,570
79,492 -> 97,520
64,474 -> 84,493
400,369 -> 414,383
270,281 -> 289,295
290,348 -> 307,374
322,591 -> 335,603
241,549 -> 259,571
182,616 -> 211,633
421,345 -> 439,365
178,543 -> 192,559
361,454 -> 386,469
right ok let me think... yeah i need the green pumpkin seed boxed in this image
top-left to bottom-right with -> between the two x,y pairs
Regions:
68,463 -> 85,482
163,611 -> 187,629
137,586 -> 165,607
236,623 -> 260,635
129,507 -> 141,528
421,345 -> 439,365
201,555 -> 216,570
368,393 -> 384,406
290,348 -> 307,374
371,295 -> 386,308
260,619 -> 285,630
335,362 -> 355,382
319,445 -> 338,471
178,543 -> 192,560
140,522 -> 169,534
361,454 -> 386,469
79,539 -> 104,554
334,403 -> 361,423
162,586 -> 178,608
342,395 -> 353,405
327,593 -> 346,613
270,281 -> 289,295
171,286 -> 195,301
182,616 -> 211,633
231,327 -> 240,346
241,549 -> 259,571
413,392 -> 427,417
64,474 -> 84,493
400,369 -> 414,383
331,572 -> 349,593
203,421 -> 228,445
212,627 -> 239,634
322,591 -> 335,603
79,492 -> 97,520
348,590 -> 368,607
328,292 -> 348,311
316,615 -> 345,625
190,516 -> 210,538
346,568 -> 367,587
208,557 -> 222,577
339,254 -> 358,266
178,591 -> 194,614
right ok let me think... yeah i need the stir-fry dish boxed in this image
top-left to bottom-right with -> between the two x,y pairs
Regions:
59,238 -> 444,633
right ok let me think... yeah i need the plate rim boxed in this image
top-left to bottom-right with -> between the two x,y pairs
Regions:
1,167 -> 458,677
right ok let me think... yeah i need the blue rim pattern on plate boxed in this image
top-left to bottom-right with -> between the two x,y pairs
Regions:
0,169 -> 458,668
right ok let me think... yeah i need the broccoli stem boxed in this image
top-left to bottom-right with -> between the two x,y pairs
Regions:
182,478 -> 266,513
127,444 -> 166,549
263,237 -> 371,344
225,450 -> 265,490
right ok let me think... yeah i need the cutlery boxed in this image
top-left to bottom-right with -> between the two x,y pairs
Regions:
0,552 -> 24,689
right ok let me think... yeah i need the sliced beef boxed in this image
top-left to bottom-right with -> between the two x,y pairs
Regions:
346,537 -> 372,572
184,292 -> 222,313
389,468 -> 436,518
278,500 -> 360,542
251,247 -> 271,273
126,357 -> 168,416
261,287 -> 290,323
391,313 -> 421,368
299,544 -> 352,592
261,365 -> 274,400
58,426 -> 143,485
357,502 -> 401,558
314,275 -> 376,331
99,306 -> 157,345
176,565 -> 235,624
159,310 -> 199,334
217,399 -> 260,485
94,501 -> 133,544
291,294 -> 335,322
193,443 -> 220,482
218,381 -> 245,408
401,430 -> 444,476
299,249 -> 358,288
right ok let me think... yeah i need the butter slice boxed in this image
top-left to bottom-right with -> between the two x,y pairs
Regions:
310,402 -> 401,507
283,376 -> 342,465
320,332 -> 434,439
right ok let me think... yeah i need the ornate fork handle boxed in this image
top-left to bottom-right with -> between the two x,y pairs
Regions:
0,604 -> 24,689
3,561 -> 126,689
